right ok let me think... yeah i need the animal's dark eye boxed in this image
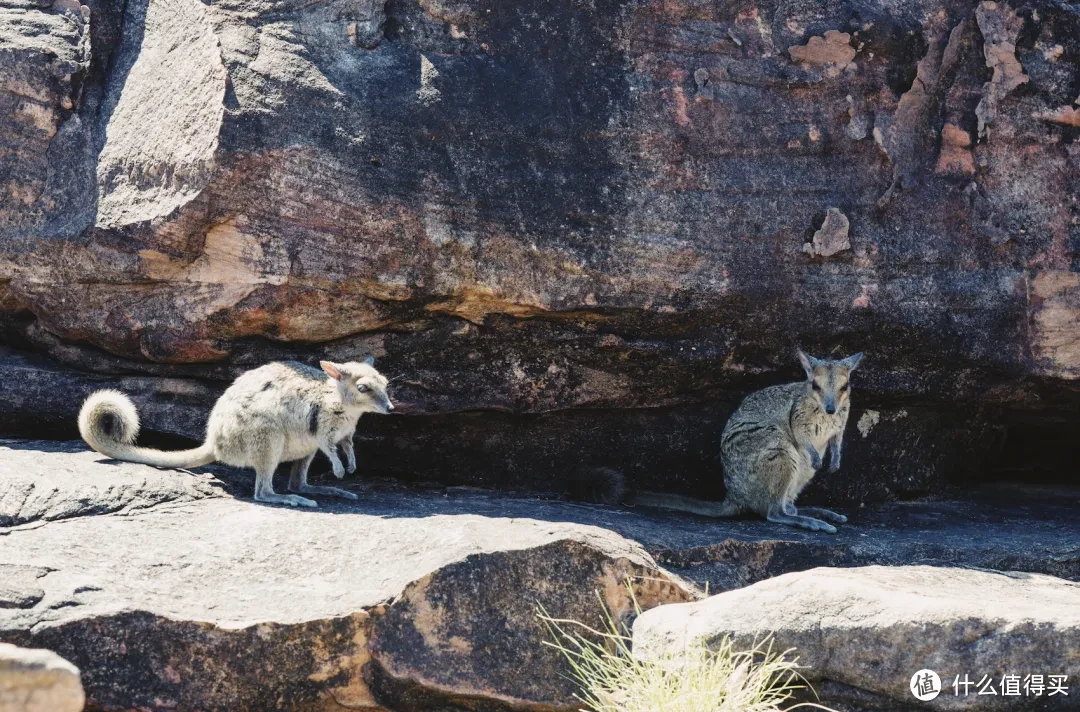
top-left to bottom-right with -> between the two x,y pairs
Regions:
357,384 -> 371,393
812,382 -> 822,391
840,383 -> 850,392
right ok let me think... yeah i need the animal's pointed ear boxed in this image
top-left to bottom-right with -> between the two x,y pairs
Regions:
363,356 -> 375,366
797,349 -> 815,377
320,361 -> 344,381
842,352 -> 864,370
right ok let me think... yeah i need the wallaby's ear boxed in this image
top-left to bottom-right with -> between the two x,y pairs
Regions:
320,361 -> 344,381
797,349 -> 815,377
363,356 -> 375,366
842,352 -> 864,370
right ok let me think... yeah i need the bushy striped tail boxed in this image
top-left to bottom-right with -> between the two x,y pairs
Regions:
78,390 -> 215,469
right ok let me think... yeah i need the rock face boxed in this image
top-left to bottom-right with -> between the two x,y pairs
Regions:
2,441 -> 1079,710
634,565 -> 1080,711
1,0 -> 1079,498
0,643 -> 84,712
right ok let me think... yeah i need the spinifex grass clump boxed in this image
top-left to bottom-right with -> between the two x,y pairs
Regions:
538,588 -> 826,712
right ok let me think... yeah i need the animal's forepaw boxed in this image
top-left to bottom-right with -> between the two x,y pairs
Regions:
346,463 -> 357,475
332,465 -> 346,479
810,453 -> 823,470
828,461 -> 840,474
817,522 -> 838,534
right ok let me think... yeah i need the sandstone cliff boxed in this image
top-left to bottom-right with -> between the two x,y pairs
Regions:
2,0 -> 1079,498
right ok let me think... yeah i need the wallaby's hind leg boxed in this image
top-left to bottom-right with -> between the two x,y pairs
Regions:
255,455 -> 317,507
288,452 -> 359,501
287,453 -> 316,492
766,502 -> 837,534
797,506 -> 847,524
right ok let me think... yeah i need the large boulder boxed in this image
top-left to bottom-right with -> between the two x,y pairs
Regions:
0,644 -> 84,712
2,440 -> 1079,709
1,0 -> 1079,499
634,565 -> 1080,710
0,440 -> 696,711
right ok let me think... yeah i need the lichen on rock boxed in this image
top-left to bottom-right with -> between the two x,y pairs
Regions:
803,208 -> 851,258
974,1 -> 1029,139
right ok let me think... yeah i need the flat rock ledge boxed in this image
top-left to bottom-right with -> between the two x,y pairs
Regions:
2,440 -> 1079,711
634,565 -> 1080,711
0,643 -> 85,712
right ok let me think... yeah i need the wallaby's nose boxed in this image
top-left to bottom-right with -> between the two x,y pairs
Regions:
825,404 -> 836,415
386,401 -> 395,413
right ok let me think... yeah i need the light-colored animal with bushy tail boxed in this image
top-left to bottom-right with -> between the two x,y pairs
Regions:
78,359 -> 393,507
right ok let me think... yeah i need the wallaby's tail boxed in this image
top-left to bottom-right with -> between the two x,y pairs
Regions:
626,491 -> 741,518
567,466 -> 629,505
567,467 -> 740,518
78,390 -> 215,469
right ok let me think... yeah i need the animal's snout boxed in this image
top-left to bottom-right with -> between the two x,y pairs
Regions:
825,403 -> 837,415
385,400 -> 395,413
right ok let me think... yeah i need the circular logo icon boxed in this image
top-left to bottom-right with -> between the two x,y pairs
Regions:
910,669 -> 942,701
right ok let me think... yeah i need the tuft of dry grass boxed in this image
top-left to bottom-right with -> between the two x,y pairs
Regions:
538,586 -> 831,712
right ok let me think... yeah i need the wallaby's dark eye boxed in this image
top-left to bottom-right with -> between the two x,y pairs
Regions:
812,382 -> 822,391
357,384 -> 371,393
840,383 -> 850,392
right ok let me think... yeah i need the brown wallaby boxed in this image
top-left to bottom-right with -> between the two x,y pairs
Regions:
78,359 -> 392,507
569,350 -> 863,534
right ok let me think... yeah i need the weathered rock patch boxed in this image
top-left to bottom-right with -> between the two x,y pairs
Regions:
0,643 -> 84,712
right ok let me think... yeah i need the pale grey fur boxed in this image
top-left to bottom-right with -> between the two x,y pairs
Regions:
711,350 -> 864,533
569,349 -> 863,533
78,358 -> 393,507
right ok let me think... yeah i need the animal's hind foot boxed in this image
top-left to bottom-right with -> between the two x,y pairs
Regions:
767,511 -> 837,534
256,492 -> 318,508
291,484 -> 359,500
798,506 -> 847,524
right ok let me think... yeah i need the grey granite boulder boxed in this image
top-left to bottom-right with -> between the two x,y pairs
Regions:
0,440 -> 695,711
634,565 -> 1080,710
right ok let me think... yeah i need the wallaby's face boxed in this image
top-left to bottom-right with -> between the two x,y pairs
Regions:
321,359 -> 394,414
798,350 -> 864,415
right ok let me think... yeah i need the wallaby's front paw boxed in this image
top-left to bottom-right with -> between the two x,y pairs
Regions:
332,465 -> 346,479
345,463 -> 357,475
816,521 -> 838,534
809,452 -> 823,470
828,462 -> 840,474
